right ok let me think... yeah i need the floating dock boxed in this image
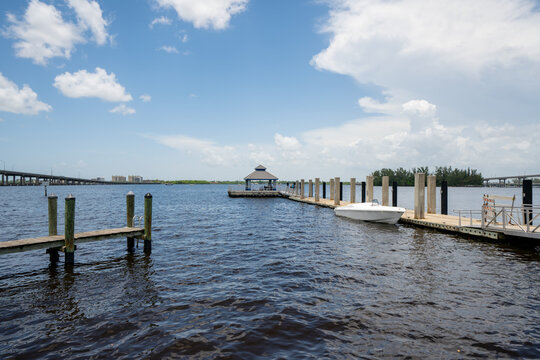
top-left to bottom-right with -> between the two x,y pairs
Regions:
280,174 -> 539,245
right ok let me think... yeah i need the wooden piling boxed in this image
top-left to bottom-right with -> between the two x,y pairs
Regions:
315,178 -> 320,202
414,173 -> 425,219
382,176 -> 389,206
366,176 -> 374,202
47,195 -> 59,262
361,181 -> 366,202
427,175 -> 436,214
330,179 -> 334,201
309,179 -> 313,198
334,177 -> 340,206
340,182 -> 343,201
392,181 -> 398,207
350,178 -> 356,203
441,180 -> 448,215
64,195 -> 75,264
523,179 -> 533,224
144,193 -> 152,253
323,181 -> 326,199
301,179 -> 305,199
126,191 -> 135,252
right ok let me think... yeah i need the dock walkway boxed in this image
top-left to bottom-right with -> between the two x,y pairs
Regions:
0,227 -> 144,255
282,193 -> 540,243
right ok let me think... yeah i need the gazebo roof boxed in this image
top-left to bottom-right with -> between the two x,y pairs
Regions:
244,165 -> 278,180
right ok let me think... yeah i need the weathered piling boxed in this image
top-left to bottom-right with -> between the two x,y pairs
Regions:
126,191 -> 135,252
144,193 -> 152,253
315,178 -> 320,202
309,179 -> 313,198
366,176 -> 374,202
301,179 -> 305,199
382,176 -> 389,206
361,181 -> 366,202
427,175 -> 436,214
523,179 -> 533,224
414,173 -> 425,219
295,181 -> 300,195
64,195 -> 75,264
47,195 -> 59,262
441,180 -> 448,215
330,179 -> 334,201
323,181 -> 326,199
334,177 -> 340,206
350,178 -> 356,203
392,181 -> 398,207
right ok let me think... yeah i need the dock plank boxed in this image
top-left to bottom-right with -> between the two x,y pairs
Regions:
0,227 -> 144,255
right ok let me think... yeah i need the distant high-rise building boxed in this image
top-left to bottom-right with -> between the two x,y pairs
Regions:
112,175 -> 126,182
128,175 -> 143,183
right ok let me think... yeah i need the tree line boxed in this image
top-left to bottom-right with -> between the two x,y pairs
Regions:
371,167 -> 483,186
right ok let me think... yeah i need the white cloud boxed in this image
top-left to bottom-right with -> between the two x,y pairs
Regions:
54,67 -> 132,102
150,134 -> 239,166
180,34 -> 188,43
155,0 -> 248,30
5,0 -> 84,65
0,73 -> 52,115
148,95 -> 540,178
140,94 -> 152,102
4,0 -> 110,65
159,45 -> 179,53
110,104 -> 135,115
150,16 -> 172,28
274,133 -> 301,150
67,0 -> 110,45
312,0 -> 540,126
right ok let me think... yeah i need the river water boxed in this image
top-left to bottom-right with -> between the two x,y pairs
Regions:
0,184 -> 539,359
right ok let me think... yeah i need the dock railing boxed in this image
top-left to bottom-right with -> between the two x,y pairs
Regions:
481,205 -> 540,233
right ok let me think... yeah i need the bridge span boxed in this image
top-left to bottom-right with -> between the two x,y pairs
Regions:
0,169 -> 132,186
483,174 -> 540,187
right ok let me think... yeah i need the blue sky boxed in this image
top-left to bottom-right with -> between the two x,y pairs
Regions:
1,0 -> 540,181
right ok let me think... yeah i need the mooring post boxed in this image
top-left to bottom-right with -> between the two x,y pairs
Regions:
301,179 -> 305,199
523,179 -> 533,225
323,181 -> 326,199
46,194 -> 59,263
350,178 -> 356,203
414,173 -> 425,219
309,179 -> 313,198
366,176 -> 374,202
144,193 -> 152,253
392,181 -> 398,207
296,181 -> 300,196
334,177 -> 340,206
361,181 -> 366,202
315,178 -> 320,202
64,194 -> 75,264
427,175 -> 436,214
330,179 -> 334,201
339,182 -> 343,201
441,180 -> 448,215
382,176 -> 389,206
126,191 -> 135,252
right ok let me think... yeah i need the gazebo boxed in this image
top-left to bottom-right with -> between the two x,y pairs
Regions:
244,165 -> 278,191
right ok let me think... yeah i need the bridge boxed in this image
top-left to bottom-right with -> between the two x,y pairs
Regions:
483,174 -> 540,187
0,169 -> 131,186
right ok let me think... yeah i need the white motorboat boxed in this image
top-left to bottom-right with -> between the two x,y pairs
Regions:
334,200 -> 406,224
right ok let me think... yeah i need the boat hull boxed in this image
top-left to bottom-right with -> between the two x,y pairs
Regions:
334,203 -> 405,225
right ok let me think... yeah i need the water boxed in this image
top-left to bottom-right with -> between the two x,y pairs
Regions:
0,185 -> 539,359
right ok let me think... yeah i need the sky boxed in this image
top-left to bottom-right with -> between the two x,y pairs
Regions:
1,0 -> 540,181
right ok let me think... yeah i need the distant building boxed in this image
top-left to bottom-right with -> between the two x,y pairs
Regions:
112,175 -> 126,182
128,175 -> 143,183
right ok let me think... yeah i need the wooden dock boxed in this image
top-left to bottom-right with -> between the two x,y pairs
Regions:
0,192 -> 153,265
281,187 -> 540,244
0,227 -> 144,255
